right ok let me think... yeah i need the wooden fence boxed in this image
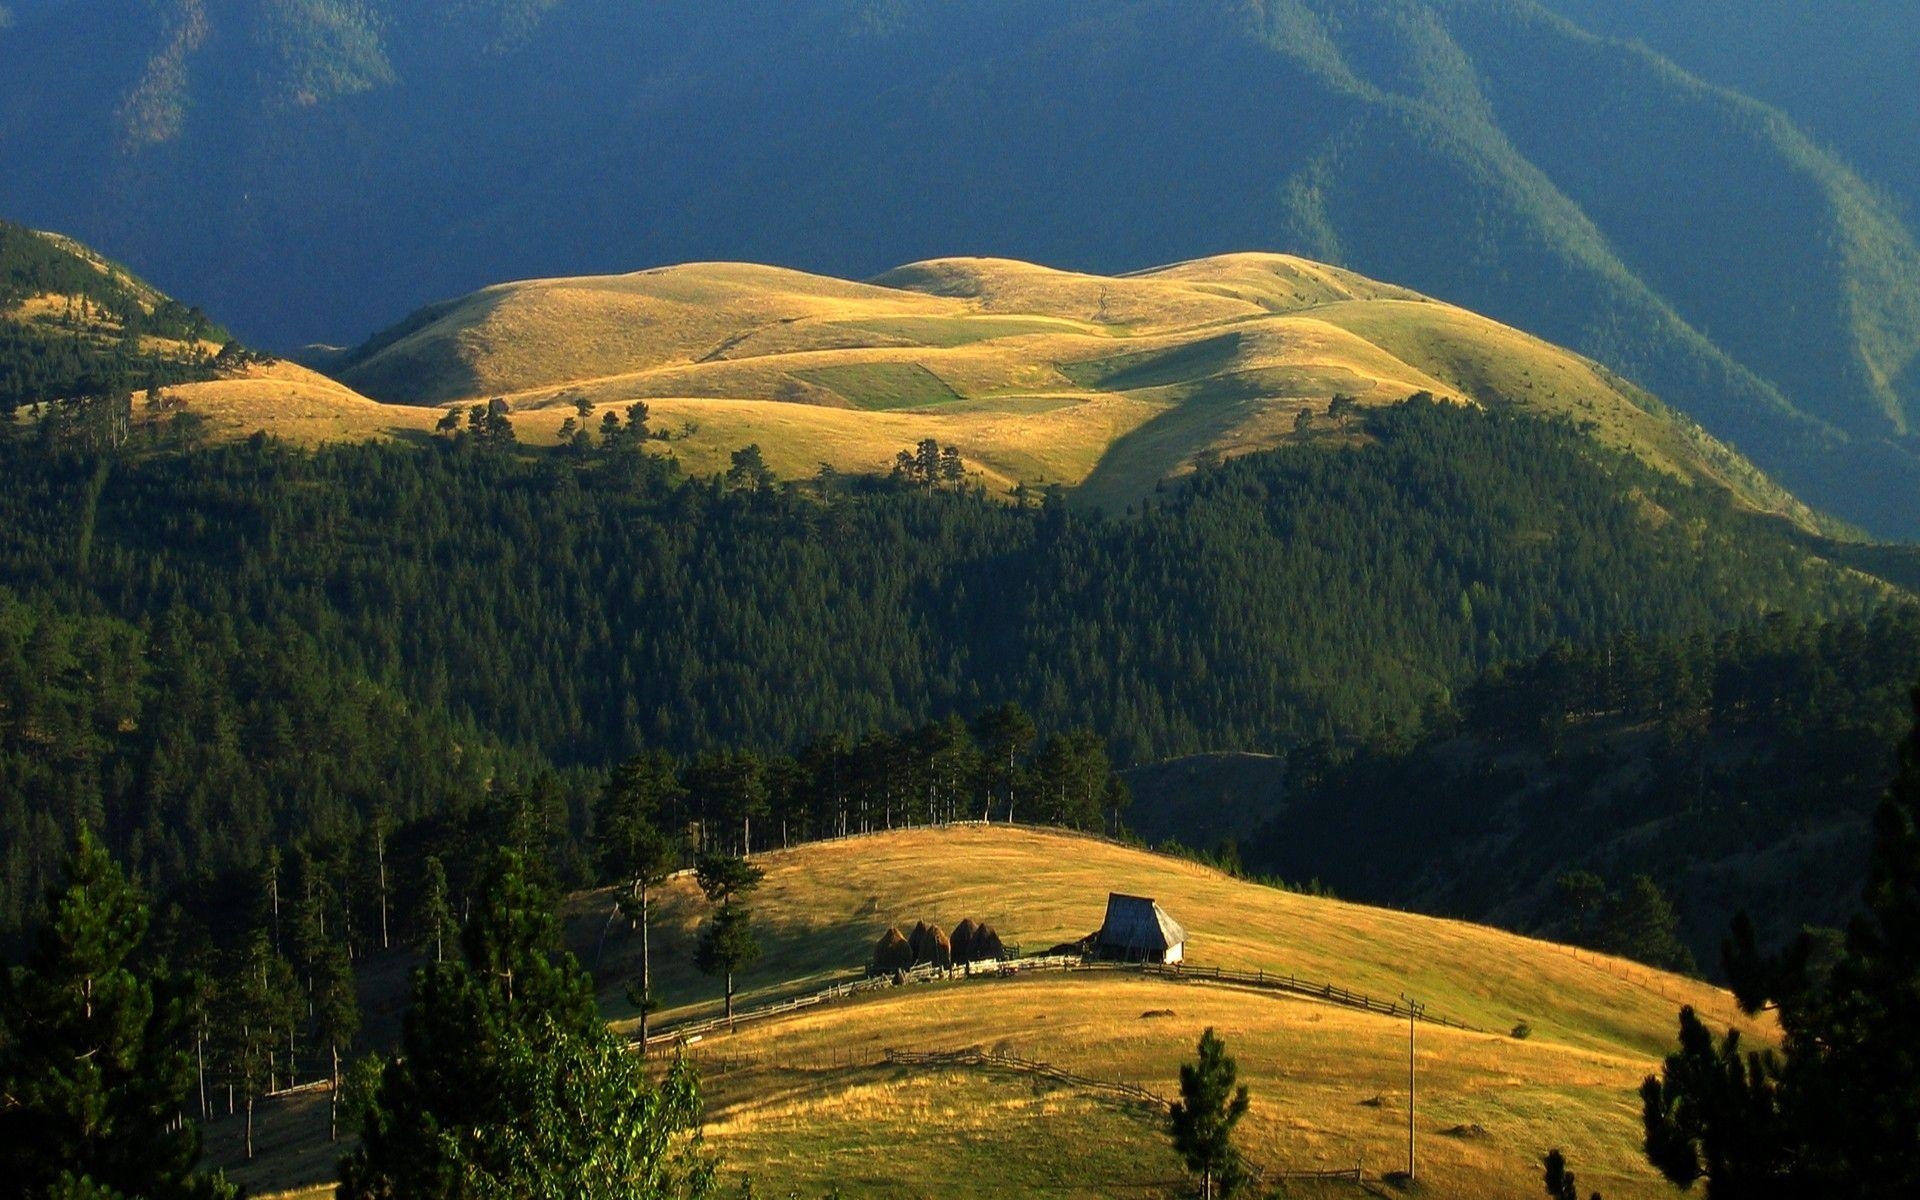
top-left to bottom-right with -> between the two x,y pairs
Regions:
1119,962 -> 1490,1033
639,950 -> 1488,1051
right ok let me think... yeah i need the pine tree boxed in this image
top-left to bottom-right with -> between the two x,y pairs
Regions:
0,829 -> 236,1199
1168,1027 -> 1251,1199
597,751 -> 684,1046
338,849 -> 715,1200
1542,1149 -> 1601,1200
692,852 -> 764,1027
312,945 -> 360,1143
972,703 -> 1036,822
416,855 -> 456,964
1638,687 -> 1920,1197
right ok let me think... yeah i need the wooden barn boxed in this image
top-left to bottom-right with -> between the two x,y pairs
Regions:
1094,892 -> 1186,964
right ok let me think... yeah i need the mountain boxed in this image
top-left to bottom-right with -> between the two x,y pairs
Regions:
2,2 -> 1919,533
1539,1 -> 1920,225
315,251 -> 1834,523
209,825 -> 1767,1200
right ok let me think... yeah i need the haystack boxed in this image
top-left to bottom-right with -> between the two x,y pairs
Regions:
873,926 -> 914,974
950,917 -> 979,963
972,923 -> 1006,961
907,920 -> 933,963
920,923 -> 953,969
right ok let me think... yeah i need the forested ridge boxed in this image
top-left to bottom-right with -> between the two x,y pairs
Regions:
0,396 -> 1901,936
1252,608 -> 1920,965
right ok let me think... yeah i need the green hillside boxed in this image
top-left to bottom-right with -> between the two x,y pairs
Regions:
4,2 -> 1920,531
0,219 -> 229,415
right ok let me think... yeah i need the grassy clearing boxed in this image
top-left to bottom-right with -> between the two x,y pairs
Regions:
792,361 -> 964,410
590,826 -> 1759,1060
214,826 -> 1755,1198
153,252 -> 1819,523
692,973 -> 1683,1199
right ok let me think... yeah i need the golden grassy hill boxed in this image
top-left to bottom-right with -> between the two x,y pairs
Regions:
312,252 -> 1827,525
615,825 -> 1765,1199
206,826 -> 1768,1199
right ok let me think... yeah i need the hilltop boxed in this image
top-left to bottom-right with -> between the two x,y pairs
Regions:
317,251 -> 1830,524
214,825 -> 1765,1199
5,2 -> 1920,533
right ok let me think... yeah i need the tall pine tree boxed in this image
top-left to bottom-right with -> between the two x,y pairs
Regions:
0,829 -> 236,1199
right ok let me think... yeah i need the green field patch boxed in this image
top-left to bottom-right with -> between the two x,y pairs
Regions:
791,361 -> 964,410
1060,331 -> 1244,392
934,393 -> 1086,416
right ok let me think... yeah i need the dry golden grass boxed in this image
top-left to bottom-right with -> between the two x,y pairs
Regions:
293,252 -> 1817,521
157,361 -> 442,444
599,826 -> 1758,1059
583,825 -> 1761,1198
694,974 -> 1686,1199
214,826 -> 1758,1198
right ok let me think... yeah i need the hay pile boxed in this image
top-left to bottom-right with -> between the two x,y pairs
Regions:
972,922 -> 1005,961
891,920 -> 954,969
873,925 -> 914,974
950,917 -> 979,963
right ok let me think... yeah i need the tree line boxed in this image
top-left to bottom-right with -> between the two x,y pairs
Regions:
0,398 -> 1890,937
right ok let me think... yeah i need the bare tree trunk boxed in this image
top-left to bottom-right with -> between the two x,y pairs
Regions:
330,1042 -> 341,1142
196,1032 -> 208,1121
639,881 -> 653,1048
378,832 -> 389,950
245,1094 -> 255,1161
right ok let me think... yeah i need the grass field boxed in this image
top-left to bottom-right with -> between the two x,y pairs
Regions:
211,826 -> 1758,1198
14,248 -> 1817,525
267,252 -> 1827,523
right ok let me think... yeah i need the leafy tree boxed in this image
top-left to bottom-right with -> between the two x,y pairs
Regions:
1168,1027 -> 1251,1199
692,852 -> 765,1027
0,828 -> 236,1200
597,751 -> 685,1045
339,849 -> 716,1200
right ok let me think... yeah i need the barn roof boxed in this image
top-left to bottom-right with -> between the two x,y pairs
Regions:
1097,893 -> 1186,953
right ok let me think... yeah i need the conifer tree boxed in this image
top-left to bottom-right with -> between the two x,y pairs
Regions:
0,829 -> 236,1199
311,944 -> 359,1143
415,855 -> 456,964
1636,687 -> 1920,1197
692,852 -> 764,1028
1168,1027 -> 1251,1199
339,849 -> 715,1200
597,750 -> 684,1046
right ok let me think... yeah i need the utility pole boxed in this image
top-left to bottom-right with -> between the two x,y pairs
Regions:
1402,993 -> 1420,1181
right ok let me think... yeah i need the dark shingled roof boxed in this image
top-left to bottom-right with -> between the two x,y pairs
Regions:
1097,893 -> 1186,954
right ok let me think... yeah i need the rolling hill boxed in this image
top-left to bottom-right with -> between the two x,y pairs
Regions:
4,2 -> 1920,533
317,251 -> 1834,524
211,825 -> 1768,1199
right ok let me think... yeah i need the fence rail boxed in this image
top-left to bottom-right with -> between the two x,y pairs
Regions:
1119,963 -> 1489,1033
639,951 -> 1488,1049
